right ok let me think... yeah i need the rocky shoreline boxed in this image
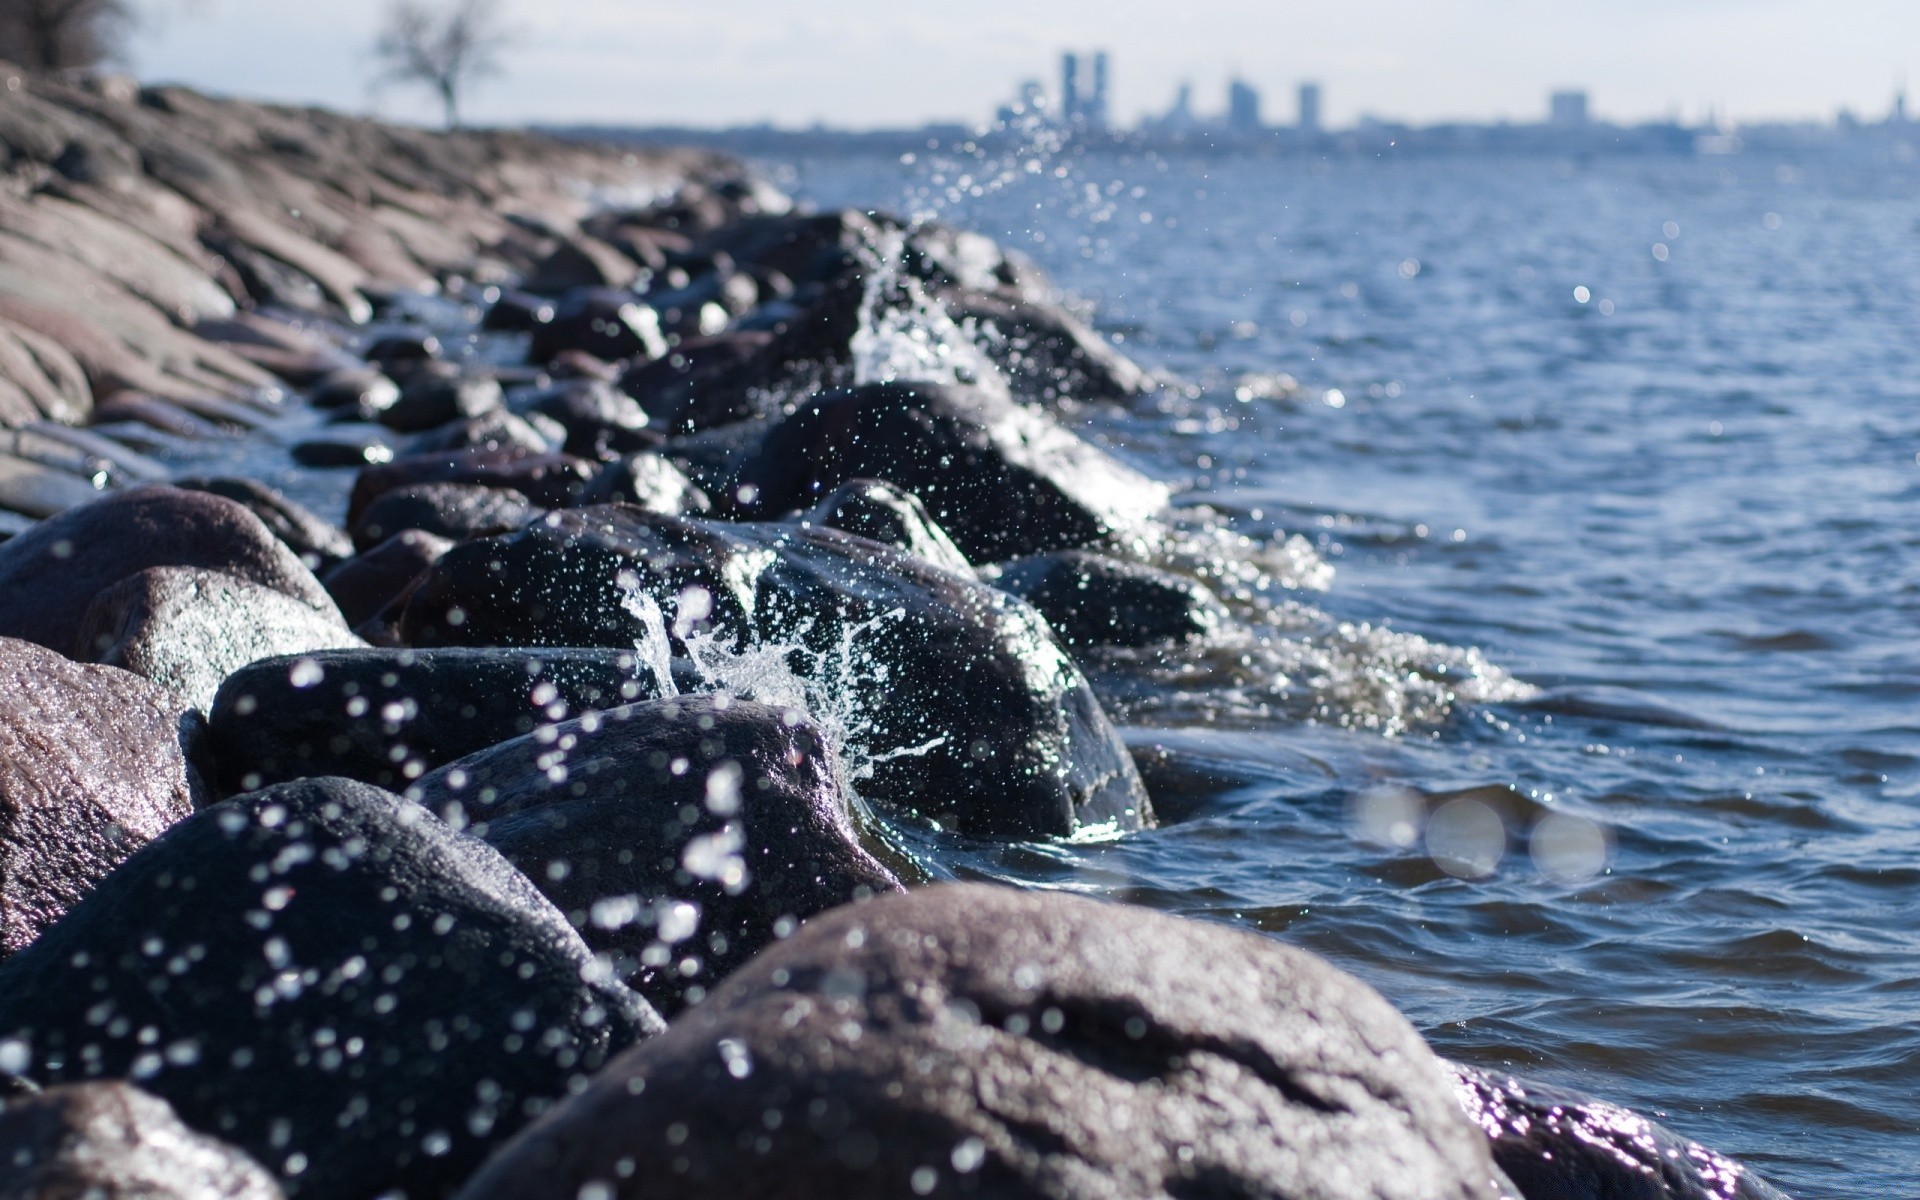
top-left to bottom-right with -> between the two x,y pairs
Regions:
0,71 -> 1789,1199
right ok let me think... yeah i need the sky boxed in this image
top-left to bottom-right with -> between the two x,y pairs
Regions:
127,0 -> 1920,131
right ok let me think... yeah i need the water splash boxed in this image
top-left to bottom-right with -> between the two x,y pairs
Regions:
851,227 -> 1009,394
615,573 -> 678,699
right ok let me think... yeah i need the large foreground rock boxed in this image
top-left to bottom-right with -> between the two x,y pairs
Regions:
0,486 -> 334,653
991,551 -> 1228,649
400,507 -> 1151,839
208,646 -> 668,792
0,777 -> 660,1200
737,381 -> 1169,562
412,695 -> 903,1015
1449,1064 -> 1789,1200
455,884 -> 1515,1200
75,567 -> 365,711
0,1082 -> 284,1199
0,637 -> 202,956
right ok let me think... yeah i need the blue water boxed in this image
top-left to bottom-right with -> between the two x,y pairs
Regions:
761,148 -> 1920,1197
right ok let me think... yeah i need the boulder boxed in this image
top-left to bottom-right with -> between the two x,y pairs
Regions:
349,482 -> 539,552
0,486 -> 335,656
480,289 -> 556,333
522,236 -> 642,295
527,291 -> 667,366
802,478 -> 971,573
941,288 -> 1152,405
359,332 -> 440,377
523,379 -> 660,459
307,366 -> 399,414
288,432 -> 396,470
75,567 -> 365,711
207,646 -> 668,793
321,529 -> 453,630
377,363 -> 505,435
0,637 -> 203,956
616,331 -> 774,434
0,777 -> 660,1200
405,409 -> 558,457
579,452 -> 710,513
400,508 -> 1151,839
0,1082 -> 283,1199
412,695 -> 902,1015
454,884 -> 1514,1200
991,551 -> 1228,649
347,449 -> 595,526
736,382 -> 1170,562
1449,1064 -> 1789,1200
173,477 -> 354,574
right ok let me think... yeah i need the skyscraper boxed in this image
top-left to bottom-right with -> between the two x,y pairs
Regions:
1549,90 -> 1590,126
1298,82 -> 1323,132
1062,52 -> 1081,124
1091,51 -> 1111,129
1228,79 -> 1262,133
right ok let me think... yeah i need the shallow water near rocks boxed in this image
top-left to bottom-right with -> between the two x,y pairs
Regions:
753,149 -> 1920,1198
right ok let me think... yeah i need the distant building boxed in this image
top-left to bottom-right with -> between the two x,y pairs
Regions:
1298,82 -> 1322,131
996,79 -> 1049,125
1550,90 -> 1590,127
1091,51 -> 1111,128
1228,78 -> 1263,132
1060,49 -> 1112,129
1062,53 -> 1081,123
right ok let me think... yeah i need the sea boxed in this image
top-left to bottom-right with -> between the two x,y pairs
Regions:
752,143 -> 1920,1197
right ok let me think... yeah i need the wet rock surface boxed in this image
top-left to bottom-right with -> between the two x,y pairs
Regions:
173,477 -> 354,574
802,478 -> 972,573
1449,1065 -> 1789,1200
0,486 -> 335,653
413,694 -> 903,1016
579,451 -> 710,513
348,449 -> 595,526
455,884 -> 1515,1200
0,1082 -> 285,1200
76,567 -> 365,711
0,777 -> 660,1199
400,507 -> 1152,839
737,381 -> 1171,562
991,550 -> 1228,649
0,637 -> 203,957
208,646 -> 666,792
321,529 -> 453,631
349,482 -> 540,552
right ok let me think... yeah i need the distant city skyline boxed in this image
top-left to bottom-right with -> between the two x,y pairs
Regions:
127,0 -> 1920,131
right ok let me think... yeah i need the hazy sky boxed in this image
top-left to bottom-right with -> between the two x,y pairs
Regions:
128,0 -> 1920,130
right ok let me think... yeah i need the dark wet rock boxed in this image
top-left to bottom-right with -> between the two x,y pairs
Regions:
522,236 -> 642,295
348,448 -> 595,526
990,551 -> 1228,649
0,637 -> 202,956
288,432 -> 395,470
523,379 -> 660,459
0,1082 -> 285,1199
455,883 -> 1512,1200
737,381 -> 1170,562
208,646 -> 666,793
1449,1064 -> 1788,1200
579,452 -> 710,513
321,529 -> 453,629
400,507 -> 1151,839
614,331 -> 774,434
349,482 -> 539,552
0,777 -> 661,1200
527,290 -> 667,367
360,332 -> 440,376
413,694 -> 903,1015
306,367 -> 399,414
698,210 -> 888,289
405,409 -> 557,457
481,288 -> 556,333
0,486 -> 335,653
548,349 -> 622,382
641,270 -> 758,339
75,567 -> 364,711
376,363 -> 505,435
173,477 -> 354,574
802,478 -> 971,573
942,288 -> 1152,404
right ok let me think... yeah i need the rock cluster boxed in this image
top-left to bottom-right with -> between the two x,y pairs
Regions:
0,69 -> 1790,1200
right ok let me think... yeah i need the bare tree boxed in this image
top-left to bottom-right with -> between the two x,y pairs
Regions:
0,0 -> 130,69
373,0 -> 510,130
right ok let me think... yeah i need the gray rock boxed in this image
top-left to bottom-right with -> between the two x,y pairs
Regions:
412,694 -> 903,1015
74,567 -> 365,711
172,477 -> 354,575
737,382 -> 1170,563
0,777 -> 660,1200
0,637 -> 202,957
349,482 -> 539,552
802,478 -> 971,573
455,884 -> 1516,1200
321,528 -> 453,630
0,1082 -> 284,1200
0,486 -> 335,654
991,551 -> 1227,649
